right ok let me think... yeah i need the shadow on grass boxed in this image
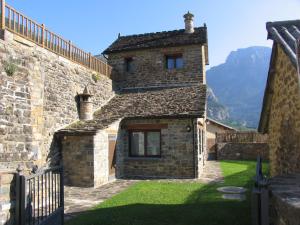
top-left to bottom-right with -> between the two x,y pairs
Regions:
66,161 -> 268,225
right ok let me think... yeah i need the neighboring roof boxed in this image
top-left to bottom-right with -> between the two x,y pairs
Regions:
94,54 -> 108,63
60,85 -> 206,132
102,26 -> 208,55
266,20 -> 300,66
206,118 -> 236,131
259,19 -> 300,133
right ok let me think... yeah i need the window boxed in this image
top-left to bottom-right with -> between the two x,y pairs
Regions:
125,57 -> 133,72
166,54 -> 183,69
129,130 -> 161,157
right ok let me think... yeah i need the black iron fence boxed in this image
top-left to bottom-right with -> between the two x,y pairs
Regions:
16,166 -> 64,225
251,156 -> 269,225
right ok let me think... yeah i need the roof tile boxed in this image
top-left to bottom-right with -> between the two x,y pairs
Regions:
103,27 -> 207,54
63,85 -> 206,131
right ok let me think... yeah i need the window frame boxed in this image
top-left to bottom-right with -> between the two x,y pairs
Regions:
124,57 -> 133,72
128,129 -> 162,158
165,54 -> 183,70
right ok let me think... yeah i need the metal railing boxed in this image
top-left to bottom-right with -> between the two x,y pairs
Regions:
16,166 -> 64,225
251,156 -> 269,225
0,0 -> 112,77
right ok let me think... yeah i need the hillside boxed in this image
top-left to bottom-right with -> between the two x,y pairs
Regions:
207,46 -> 271,129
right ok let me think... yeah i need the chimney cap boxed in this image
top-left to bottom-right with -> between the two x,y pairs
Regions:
184,11 -> 194,20
79,85 -> 93,97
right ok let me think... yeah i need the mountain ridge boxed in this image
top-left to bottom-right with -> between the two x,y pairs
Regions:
207,46 -> 271,129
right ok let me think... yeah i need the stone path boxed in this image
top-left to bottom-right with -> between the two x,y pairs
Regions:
64,179 -> 137,221
199,160 -> 224,184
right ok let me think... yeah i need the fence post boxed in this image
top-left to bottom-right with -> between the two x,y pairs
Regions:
41,23 -> 45,47
15,165 -> 26,225
68,40 -> 72,59
88,52 -> 92,68
0,0 -> 5,30
60,166 -> 64,224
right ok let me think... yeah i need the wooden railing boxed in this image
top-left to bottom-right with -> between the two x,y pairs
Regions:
216,131 -> 268,143
0,0 -> 112,77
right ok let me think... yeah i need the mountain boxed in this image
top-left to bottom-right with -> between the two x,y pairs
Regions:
207,46 -> 271,129
206,87 -> 229,121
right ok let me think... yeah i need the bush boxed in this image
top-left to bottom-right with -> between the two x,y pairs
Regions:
92,73 -> 100,83
4,61 -> 17,76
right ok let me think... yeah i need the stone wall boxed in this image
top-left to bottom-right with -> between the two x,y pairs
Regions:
117,118 -> 200,179
267,44 -> 300,176
216,143 -> 269,160
0,172 -> 16,225
93,130 -> 109,187
61,120 -> 121,187
62,134 -> 95,187
108,45 -> 205,89
215,132 -> 269,160
269,174 -> 300,225
195,118 -> 206,177
206,122 -> 235,158
0,30 -> 114,171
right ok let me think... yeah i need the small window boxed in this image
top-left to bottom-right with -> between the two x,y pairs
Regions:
129,130 -> 161,157
166,54 -> 183,69
125,57 -> 133,72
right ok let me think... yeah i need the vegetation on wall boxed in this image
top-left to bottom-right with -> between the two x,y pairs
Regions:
4,60 -> 18,76
92,73 -> 101,83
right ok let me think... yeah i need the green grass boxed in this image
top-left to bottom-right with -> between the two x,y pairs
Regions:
66,160 -> 268,225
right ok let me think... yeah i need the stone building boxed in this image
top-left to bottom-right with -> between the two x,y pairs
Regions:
258,20 -> 300,225
206,118 -> 236,159
0,28 -> 113,223
58,12 -> 209,187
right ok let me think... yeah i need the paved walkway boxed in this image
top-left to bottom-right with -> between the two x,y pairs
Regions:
64,160 -> 223,221
199,160 -> 224,184
64,179 -> 137,221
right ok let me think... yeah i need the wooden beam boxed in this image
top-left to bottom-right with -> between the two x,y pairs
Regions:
122,124 -> 168,130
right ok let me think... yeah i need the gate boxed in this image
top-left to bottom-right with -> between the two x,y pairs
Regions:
16,166 -> 64,225
251,156 -> 269,225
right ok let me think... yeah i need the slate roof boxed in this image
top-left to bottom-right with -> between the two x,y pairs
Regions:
61,85 -> 206,132
102,26 -> 208,54
266,20 -> 300,66
206,118 -> 236,131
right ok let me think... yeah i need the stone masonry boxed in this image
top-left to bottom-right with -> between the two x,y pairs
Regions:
59,14 -> 208,187
61,120 -> 121,187
267,44 -> 300,176
108,45 -> 206,89
216,143 -> 269,160
0,30 -> 114,171
269,174 -> 300,225
0,172 -> 16,225
117,118 -> 202,179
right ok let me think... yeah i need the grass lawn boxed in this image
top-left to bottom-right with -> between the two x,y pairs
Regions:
66,160 -> 268,225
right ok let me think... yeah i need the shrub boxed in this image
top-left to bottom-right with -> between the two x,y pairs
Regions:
4,61 -> 17,76
92,73 -> 100,83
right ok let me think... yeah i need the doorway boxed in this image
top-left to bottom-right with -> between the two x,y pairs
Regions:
108,134 -> 117,176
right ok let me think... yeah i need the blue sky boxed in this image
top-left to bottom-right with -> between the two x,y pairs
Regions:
5,0 -> 300,67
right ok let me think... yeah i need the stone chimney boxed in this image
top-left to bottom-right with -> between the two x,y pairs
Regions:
78,86 -> 93,121
184,11 -> 194,34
